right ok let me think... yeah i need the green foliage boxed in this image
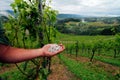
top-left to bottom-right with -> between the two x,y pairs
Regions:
4,0 -> 58,47
3,0 -> 58,79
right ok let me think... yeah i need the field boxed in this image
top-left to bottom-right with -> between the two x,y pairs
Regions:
0,34 -> 120,80
57,33 -> 114,41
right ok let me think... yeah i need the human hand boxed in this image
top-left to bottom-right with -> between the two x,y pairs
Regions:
41,44 -> 65,57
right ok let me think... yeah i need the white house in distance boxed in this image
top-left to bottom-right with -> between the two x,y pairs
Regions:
81,18 -> 86,23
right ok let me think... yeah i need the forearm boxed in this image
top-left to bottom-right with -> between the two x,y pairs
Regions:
0,44 -> 44,63
0,44 -> 65,63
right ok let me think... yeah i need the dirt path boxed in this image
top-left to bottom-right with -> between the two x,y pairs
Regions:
65,54 -> 120,75
47,56 -> 80,80
0,57 -> 80,80
0,64 -> 17,75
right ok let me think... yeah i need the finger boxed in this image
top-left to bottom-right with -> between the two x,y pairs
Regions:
62,45 -> 65,50
59,44 -> 65,50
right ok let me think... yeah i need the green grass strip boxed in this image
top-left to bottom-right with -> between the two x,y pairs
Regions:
95,56 -> 120,67
59,54 -> 116,80
79,53 -> 120,67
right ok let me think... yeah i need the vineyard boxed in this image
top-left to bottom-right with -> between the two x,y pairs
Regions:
58,34 -> 120,80
0,34 -> 120,80
0,0 -> 120,80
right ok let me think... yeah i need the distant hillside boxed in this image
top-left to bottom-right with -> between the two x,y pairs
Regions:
6,10 -> 14,15
57,14 -> 84,19
56,16 -> 120,35
0,10 -> 14,17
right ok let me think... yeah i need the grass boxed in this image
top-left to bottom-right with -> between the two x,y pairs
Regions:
0,68 -> 25,80
0,61 -> 43,80
95,55 -> 120,66
57,33 -> 114,42
76,51 -> 120,67
59,54 -> 116,80
67,49 -> 120,67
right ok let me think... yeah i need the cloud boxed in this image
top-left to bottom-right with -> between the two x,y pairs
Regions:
51,0 -> 120,16
0,0 -> 120,16
0,0 -> 13,11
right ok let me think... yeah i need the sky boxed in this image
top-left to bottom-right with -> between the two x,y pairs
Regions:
0,0 -> 120,16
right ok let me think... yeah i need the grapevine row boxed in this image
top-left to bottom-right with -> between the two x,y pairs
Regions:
63,34 -> 120,61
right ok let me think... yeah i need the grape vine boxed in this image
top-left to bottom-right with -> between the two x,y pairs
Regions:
4,0 -> 58,80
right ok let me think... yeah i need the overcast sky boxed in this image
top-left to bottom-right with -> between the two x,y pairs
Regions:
0,0 -> 120,16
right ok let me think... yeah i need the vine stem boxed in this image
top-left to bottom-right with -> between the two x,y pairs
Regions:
15,63 -> 28,76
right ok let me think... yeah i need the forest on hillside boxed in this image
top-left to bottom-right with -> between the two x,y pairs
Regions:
56,17 -> 120,35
